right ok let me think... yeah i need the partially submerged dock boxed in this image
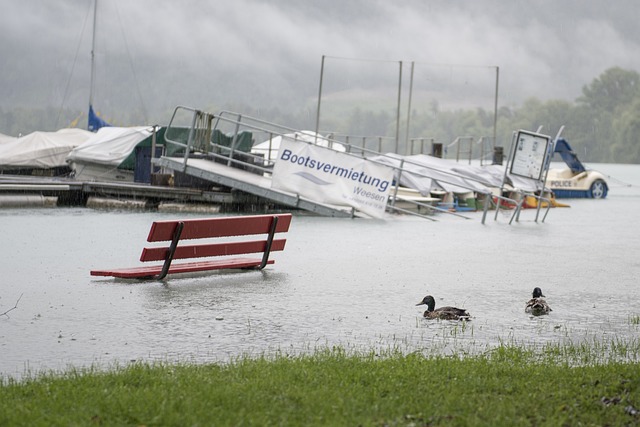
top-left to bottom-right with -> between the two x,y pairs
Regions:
154,156 -> 356,217
0,107 -> 557,224
0,175 -> 234,211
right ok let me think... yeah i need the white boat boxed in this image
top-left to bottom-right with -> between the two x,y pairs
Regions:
0,128 -> 93,175
390,186 -> 440,214
545,139 -> 608,199
0,132 -> 17,144
66,126 -> 155,182
251,131 -> 345,164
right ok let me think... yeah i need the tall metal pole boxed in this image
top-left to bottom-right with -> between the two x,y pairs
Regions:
404,61 -> 415,155
89,0 -> 98,110
394,61 -> 402,154
314,55 -> 326,143
492,66 -> 499,148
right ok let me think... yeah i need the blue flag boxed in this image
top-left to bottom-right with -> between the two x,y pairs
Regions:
554,139 -> 585,174
88,105 -> 111,132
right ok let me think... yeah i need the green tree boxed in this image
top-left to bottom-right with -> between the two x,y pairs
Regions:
509,98 -> 572,137
570,67 -> 640,162
563,104 -> 613,162
611,98 -> 640,163
578,67 -> 640,113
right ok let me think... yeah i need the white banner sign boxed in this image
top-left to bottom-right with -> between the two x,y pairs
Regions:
271,139 -> 394,218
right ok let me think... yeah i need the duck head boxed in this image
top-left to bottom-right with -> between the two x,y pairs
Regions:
416,295 -> 436,312
532,287 -> 545,298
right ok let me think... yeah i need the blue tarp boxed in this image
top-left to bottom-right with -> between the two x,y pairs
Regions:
88,105 -> 112,132
554,138 -> 585,174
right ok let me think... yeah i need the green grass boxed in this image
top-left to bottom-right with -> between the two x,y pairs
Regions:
1,345 -> 639,426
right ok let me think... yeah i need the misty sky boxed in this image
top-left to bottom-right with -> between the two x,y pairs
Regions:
2,0 -> 640,125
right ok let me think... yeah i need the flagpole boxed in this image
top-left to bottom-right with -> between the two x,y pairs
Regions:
89,0 -> 97,111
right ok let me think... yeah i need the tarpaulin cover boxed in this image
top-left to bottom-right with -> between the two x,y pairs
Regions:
0,128 -> 93,169
66,126 -> 154,167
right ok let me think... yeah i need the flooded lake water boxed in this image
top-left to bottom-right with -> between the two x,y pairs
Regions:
1,163 -> 639,379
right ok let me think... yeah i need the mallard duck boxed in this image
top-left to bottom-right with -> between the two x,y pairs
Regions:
525,287 -> 552,316
416,295 -> 470,320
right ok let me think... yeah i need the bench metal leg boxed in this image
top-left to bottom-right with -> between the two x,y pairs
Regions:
154,221 -> 185,280
259,216 -> 279,269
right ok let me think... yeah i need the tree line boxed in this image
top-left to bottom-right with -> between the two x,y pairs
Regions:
319,66 -> 640,164
1,67 -> 639,164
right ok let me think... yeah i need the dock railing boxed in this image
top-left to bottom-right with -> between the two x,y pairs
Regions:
162,106 -> 534,223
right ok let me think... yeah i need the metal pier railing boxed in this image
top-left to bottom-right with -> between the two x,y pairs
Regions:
155,106 -> 546,223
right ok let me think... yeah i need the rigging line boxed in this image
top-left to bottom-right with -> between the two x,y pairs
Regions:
600,173 -> 635,187
56,1 -> 93,129
113,1 -> 149,124
580,162 -> 636,187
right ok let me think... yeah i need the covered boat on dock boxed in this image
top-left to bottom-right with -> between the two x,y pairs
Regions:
0,128 -> 93,176
0,132 -> 17,144
251,130 -> 346,164
66,126 -> 159,182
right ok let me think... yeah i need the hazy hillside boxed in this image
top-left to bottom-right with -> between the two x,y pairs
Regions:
2,0 -> 640,126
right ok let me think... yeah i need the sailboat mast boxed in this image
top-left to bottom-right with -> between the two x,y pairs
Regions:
89,0 -> 97,108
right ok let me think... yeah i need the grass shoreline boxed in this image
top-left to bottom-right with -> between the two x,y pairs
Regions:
2,344 -> 640,426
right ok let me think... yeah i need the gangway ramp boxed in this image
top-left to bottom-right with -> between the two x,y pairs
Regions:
156,106 -> 548,223
154,155 -> 357,218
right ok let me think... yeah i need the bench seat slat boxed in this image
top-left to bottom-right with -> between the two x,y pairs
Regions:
147,214 -> 292,242
91,258 -> 273,279
140,239 -> 286,262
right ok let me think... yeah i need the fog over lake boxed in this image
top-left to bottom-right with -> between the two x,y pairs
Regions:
2,0 -> 640,125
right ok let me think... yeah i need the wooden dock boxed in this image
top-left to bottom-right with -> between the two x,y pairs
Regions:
0,153 -> 358,216
0,174 -> 243,211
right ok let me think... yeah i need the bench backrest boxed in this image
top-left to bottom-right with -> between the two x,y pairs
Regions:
139,213 -> 292,262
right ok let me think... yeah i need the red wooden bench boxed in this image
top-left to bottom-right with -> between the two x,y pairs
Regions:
91,213 -> 292,280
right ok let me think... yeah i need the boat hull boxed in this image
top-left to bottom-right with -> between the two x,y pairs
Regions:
69,161 -> 134,182
546,168 -> 608,199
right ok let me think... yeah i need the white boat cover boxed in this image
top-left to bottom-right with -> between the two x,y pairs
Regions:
251,130 -> 346,161
369,153 -> 541,194
66,126 -> 154,167
0,132 -> 17,144
0,128 -> 93,170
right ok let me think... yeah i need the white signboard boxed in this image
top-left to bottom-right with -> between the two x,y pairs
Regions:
510,130 -> 551,180
271,139 -> 394,218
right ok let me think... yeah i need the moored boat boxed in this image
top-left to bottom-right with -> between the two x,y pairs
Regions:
546,139 -> 608,199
